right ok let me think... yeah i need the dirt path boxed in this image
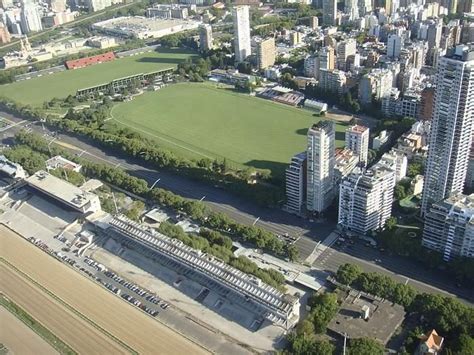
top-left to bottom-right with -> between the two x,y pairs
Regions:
0,225 -> 210,355
0,307 -> 58,355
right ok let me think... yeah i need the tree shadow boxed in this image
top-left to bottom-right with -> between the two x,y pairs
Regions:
335,131 -> 345,141
295,128 -> 308,136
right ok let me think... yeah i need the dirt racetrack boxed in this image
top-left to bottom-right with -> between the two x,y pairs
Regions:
0,307 -> 59,355
0,225 -> 209,355
1,265 -> 129,354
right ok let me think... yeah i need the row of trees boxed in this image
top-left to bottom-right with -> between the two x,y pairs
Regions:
1,97 -> 284,207
335,264 -> 474,353
12,131 -> 297,260
7,133 -> 289,288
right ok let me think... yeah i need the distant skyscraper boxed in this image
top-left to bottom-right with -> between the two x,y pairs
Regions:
387,34 -> 403,59
338,166 -> 395,234
421,45 -> 474,215
345,125 -> 369,166
322,0 -> 337,26
20,0 -> 43,33
232,6 -> 251,62
285,152 -> 307,215
256,37 -> 275,69
344,0 -> 359,21
306,121 -> 336,214
199,24 -> 213,52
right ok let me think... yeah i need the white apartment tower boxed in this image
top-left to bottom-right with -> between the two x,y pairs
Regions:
322,0 -> 337,26
285,152 -> 307,215
199,24 -> 213,52
338,166 -> 396,234
345,125 -> 369,166
344,0 -> 359,21
423,193 -> 474,260
421,45 -> 474,215
20,0 -> 42,33
307,121 -> 336,214
232,6 -> 251,62
336,39 -> 357,71
387,34 -> 403,59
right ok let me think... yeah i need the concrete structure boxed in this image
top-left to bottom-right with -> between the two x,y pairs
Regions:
318,69 -> 346,95
199,24 -> 213,52
104,214 -> 301,328
256,37 -> 275,70
345,125 -> 369,167
25,171 -> 101,214
387,34 -> 403,59
46,156 -> 82,172
421,45 -> 474,215
0,155 -> 25,179
336,39 -> 356,71
20,0 -> 42,33
92,17 -> 200,40
306,121 -> 336,214
304,46 -> 335,80
304,99 -> 327,113
146,5 -> 188,19
373,130 -> 391,150
338,166 -> 395,234
232,6 -> 251,62
423,193 -> 474,260
0,23 -> 11,44
87,0 -> 112,12
359,69 -> 393,105
323,0 -> 337,26
285,152 -> 307,215
334,148 -> 359,184
378,150 -> 408,182
412,175 -> 424,196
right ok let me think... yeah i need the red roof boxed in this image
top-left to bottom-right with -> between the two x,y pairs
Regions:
65,52 -> 116,70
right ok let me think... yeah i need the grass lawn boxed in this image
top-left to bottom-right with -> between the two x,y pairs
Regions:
111,83 -> 346,176
0,48 -> 196,106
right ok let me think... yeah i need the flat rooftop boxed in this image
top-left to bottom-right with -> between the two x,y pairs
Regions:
94,16 -> 197,32
328,290 -> 405,345
26,170 -> 97,210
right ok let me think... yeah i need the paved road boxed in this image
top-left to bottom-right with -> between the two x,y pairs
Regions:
2,111 -> 473,304
314,238 -> 474,305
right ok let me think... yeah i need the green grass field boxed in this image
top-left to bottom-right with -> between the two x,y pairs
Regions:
0,48 -> 196,106
111,83 -> 346,176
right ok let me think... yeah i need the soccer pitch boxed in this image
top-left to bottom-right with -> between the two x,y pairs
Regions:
111,83 -> 346,176
0,48 -> 196,106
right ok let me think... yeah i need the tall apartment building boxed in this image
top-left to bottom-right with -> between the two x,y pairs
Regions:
344,0 -> 359,21
199,24 -> 213,52
345,125 -> 369,167
358,69 -> 393,105
305,46 -> 335,79
256,37 -> 275,70
387,34 -> 403,59
421,45 -> 474,215
318,69 -> 346,95
232,6 -> 251,62
307,121 -> 336,214
20,0 -> 43,33
338,166 -> 396,234
322,0 -> 337,26
336,38 -> 356,71
285,152 -> 307,215
0,23 -> 11,44
423,193 -> 474,260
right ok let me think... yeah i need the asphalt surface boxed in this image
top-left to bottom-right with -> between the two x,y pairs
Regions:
315,238 -> 474,304
1,110 -> 473,305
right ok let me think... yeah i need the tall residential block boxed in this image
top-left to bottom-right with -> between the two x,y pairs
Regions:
199,24 -> 213,52
345,125 -> 369,166
387,34 -> 403,59
336,38 -> 356,71
256,37 -> 275,70
20,0 -> 43,33
423,193 -> 474,260
338,166 -> 396,234
307,121 -> 336,214
285,152 -> 307,215
232,6 -> 251,62
421,45 -> 474,215
322,0 -> 337,26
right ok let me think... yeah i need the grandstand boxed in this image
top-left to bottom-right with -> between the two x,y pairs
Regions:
65,52 -> 116,70
75,67 -> 174,97
97,214 -> 301,329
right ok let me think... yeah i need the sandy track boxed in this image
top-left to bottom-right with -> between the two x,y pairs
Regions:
0,307 -> 58,355
0,225 -> 209,355
1,265 -> 129,354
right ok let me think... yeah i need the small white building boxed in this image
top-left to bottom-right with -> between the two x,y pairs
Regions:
304,99 -> 328,113
46,155 -> 82,172
373,130 -> 391,150
0,155 -> 26,180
